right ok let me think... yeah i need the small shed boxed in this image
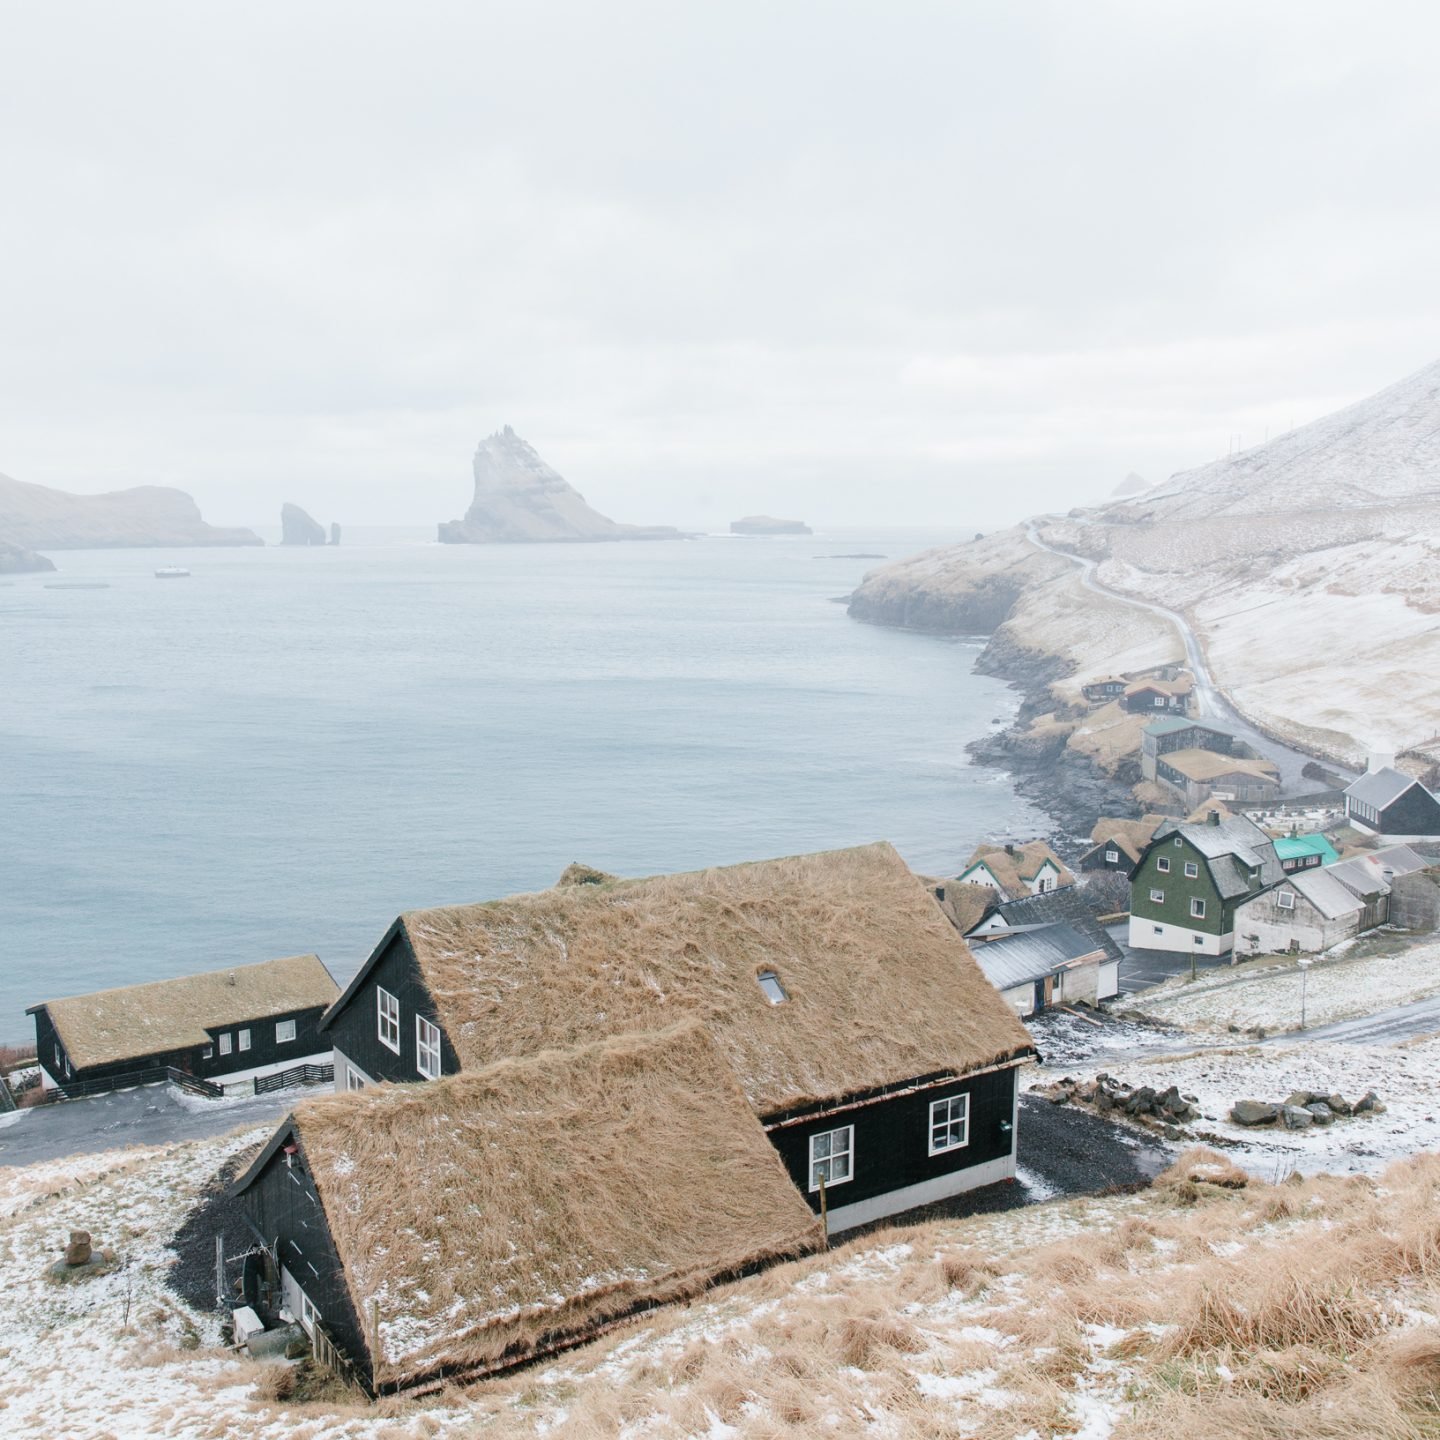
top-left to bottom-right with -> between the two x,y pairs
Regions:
1344,767 -> 1440,838
970,922 -> 1119,1016
1234,869 -> 1369,957
1273,834 -> 1341,873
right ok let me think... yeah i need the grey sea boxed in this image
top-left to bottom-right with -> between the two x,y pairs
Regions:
0,528 -> 1044,1041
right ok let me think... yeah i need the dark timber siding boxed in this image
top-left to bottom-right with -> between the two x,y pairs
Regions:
30,1003 -> 330,1089
238,1129 -> 373,1382
765,1066 -> 1017,1221
324,929 -> 461,1084
1379,785 -> 1440,837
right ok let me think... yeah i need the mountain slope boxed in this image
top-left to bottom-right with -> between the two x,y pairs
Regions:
0,472 -> 262,549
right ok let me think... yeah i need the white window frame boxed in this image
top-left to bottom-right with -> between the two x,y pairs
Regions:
1150,888 -> 1165,904
275,1019 -> 297,1045
1105,848 -> 1119,864
346,1067 -> 367,1091
1156,856 -> 1171,873
218,1033 -> 232,1056
416,1015 -> 442,1080
1190,897 -> 1207,919
1277,891 -> 1296,911
1193,934 -> 1205,946
238,1028 -> 251,1052
377,987 -> 401,1054
201,1045 -> 214,1060
808,1124 -> 854,1191
928,1095 -> 970,1155
1184,861 -> 1199,878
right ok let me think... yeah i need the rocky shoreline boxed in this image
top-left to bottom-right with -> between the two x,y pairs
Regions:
966,631 -> 1138,847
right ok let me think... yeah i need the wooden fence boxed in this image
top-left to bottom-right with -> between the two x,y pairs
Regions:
253,1062 -> 335,1096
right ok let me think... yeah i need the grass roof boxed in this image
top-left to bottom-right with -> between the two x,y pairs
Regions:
397,842 -> 1033,1116
32,954 -> 338,1071
962,841 -> 1076,899
284,1024 -> 824,1387
1162,749 -> 1280,783
1086,814 -> 1165,863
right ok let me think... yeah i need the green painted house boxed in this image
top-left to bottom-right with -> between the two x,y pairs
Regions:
1128,812 -> 1283,956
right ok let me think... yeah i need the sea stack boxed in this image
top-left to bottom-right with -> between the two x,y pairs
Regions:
280,503 -> 328,546
437,427 -> 684,544
730,515 -> 812,535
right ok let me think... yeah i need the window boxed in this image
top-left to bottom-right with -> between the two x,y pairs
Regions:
1153,925 -> 1163,936
346,1068 -> 367,1091
756,970 -> 788,1004
298,1288 -> 321,1335
929,1095 -> 970,1154
275,1019 -> 297,1044
1184,862 -> 1199,878
808,1126 -> 854,1191
1190,898 -> 1207,919
1174,837 -> 1183,846
1105,849 -> 1119,864
1154,696 -> 1165,707
1193,934 -> 1205,946
202,1046 -> 213,1060
1156,856 -> 1171,873
416,1015 -> 442,1080
377,987 -> 401,1053
238,1028 -> 251,1052
218,1033 -> 232,1056
1037,873 -> 1056,892
1277,891 -> 1296,910
1150,888 -> 1165,904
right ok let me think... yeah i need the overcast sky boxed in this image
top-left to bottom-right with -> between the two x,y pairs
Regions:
3,1 -> 1439,532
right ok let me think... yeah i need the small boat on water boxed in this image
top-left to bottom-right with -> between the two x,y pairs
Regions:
154,567 -> 191,579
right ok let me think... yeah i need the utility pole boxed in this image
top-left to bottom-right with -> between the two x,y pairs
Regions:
1298,957 -> 1314,1030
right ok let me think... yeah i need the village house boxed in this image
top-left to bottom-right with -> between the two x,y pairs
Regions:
1078,814 -> 1166,876
1152,749 -> 1281,809
1128,811 -> 1283,955
27,955 -> 339,1096
1391,863 -> 1440,930
318,843 -> 1035,1240
954,840 -> 1075,898
1343,765 -> 1440,839
1273,833 -> 1340,873
1081,674 -> 1129,704
1233,869 -> 1372,958
968,921 -> 1120,1017
1140,716 -> 1238,778
233,1025 -> 825,1393
1122,673 -> 1194,714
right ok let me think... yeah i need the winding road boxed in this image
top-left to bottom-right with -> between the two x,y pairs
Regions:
1024,521 -> 1354,793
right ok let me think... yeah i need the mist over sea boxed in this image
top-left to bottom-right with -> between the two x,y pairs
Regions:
0,528 -> 1045,1041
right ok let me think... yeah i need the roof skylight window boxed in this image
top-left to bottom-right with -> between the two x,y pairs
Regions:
756,970 -> 788,1005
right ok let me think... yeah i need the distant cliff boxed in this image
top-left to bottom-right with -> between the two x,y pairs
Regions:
438,427 -> 684,544
731,515 -> 812,535
0,472 -> 262,549
0,540 -> 55,574
281,503 -> 329,546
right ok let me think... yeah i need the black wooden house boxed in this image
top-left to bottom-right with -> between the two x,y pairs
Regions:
319,843 -> 1035,1235
28,955 -> 339,1095
1344,766 -> 1440,838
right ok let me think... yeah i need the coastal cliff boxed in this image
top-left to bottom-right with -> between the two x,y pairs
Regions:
280,503 -> 329,546
438,427 -> 684,544
0,472 -> 262,550
0,539 -> 55,574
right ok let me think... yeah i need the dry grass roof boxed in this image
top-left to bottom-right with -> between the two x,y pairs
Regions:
932,879 -> 995,935
1162,749 -> 1280,784
284,1024 -> 824,1386
396,843 -> 1032,1115
1086,814 -> 1165,863
32,954 -> 338,1070
961,841 -> 1076,899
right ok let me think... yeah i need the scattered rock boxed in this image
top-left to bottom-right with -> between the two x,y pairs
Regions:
1304,1102 -> 1336,1126
1230,1100 -> 1280,1127
1281,1105 -> 1314,1130
1326,1093 -> 1353,1116
1354,1090 -> 1381,1114
64,1230 -> 92,1266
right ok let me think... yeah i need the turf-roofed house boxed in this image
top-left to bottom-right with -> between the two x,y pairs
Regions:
319,842 -> 1035,1233
27,954 -> 339,1095
232,1025 -> 824,1393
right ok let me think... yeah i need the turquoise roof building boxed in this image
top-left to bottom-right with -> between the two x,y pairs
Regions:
1273,834 -> 1340,870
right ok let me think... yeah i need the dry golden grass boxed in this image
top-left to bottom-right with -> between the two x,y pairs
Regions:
401,841 -> 1033,1114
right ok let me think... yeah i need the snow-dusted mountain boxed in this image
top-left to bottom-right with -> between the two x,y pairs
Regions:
1140,357 -> 1440,518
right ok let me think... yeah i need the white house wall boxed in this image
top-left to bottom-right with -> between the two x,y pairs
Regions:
1129,916 -> 1231,955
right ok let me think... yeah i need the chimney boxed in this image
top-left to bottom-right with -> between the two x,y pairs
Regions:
1207,809 -> 1221,826
1367,751 -> 1396,774
1005,843 -> 1016,856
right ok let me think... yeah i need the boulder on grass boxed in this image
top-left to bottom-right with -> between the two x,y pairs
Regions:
1230,1100 -> 1280,1127
64,1231 -> 92,1266
1281,1104 -> 1314,1130
1284,1090 -> 1316,1110
1304,1102 -> 1335,1126
1354,1090 -> 1382,1114
1326,1093 -> 1353,1116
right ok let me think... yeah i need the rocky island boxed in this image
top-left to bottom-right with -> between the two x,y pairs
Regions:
438,427 -> 684,544
0,539 -> 56,573
730,515 -> 812,535
0,471 -> 262,550
280,503 -> 339,546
